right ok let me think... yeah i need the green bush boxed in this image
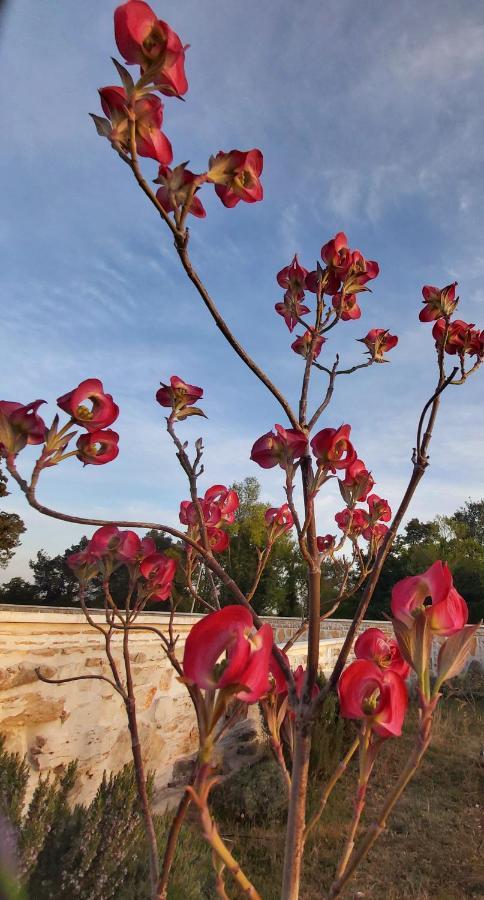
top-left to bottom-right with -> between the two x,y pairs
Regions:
0,737 -> 213,899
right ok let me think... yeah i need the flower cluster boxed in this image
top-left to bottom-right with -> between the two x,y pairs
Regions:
417,281 -> 483,369
93,2 -> 264,218
1,379 -> 120,467
57,379 -> 120,465
68,524 -> 176,601
179,484 -> 239,553
335,491 -> 391,548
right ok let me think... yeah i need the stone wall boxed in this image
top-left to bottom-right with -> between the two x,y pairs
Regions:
0,606 -> 482,810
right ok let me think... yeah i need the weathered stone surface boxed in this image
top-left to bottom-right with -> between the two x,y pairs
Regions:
0,692 -> 66,728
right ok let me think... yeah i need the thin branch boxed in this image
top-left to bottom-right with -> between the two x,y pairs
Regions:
35,668 -> 126,698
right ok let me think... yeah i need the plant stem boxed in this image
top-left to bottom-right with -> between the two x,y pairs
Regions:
123,624 -> 160,896
280,728 -> 311,899
328,709 -> 434,898
304,736 -> 359,841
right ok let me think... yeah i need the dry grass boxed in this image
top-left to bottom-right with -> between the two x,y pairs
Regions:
173,693 -> 484,899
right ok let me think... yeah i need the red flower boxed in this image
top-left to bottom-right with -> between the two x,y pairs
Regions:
311,424 -> 356,472
332,292 -> 361,321
341,458 -> 375,503
57,379 -> 119,433
0,400 -> 47,455
89,525 -> 141,562
76,430 -> 119,466
344,249 -> 379,294
362,522 -> 389,549
275,291 -> 310,333
66,547 -> 100,582
183,605 -> 273,703
316,534 -> 336,553
319,231 -> 353,294
156,375 -> 204,421
432,319 -> 483,357
114,0 -> 188,97
355,627 -> 410,679
140,551 -> 176,600
367,493 -> 391,523
419,282 -> 458,322
276,255 -> 309,294
338,659 -> 408,738
306,233 -> 379,296
335,507 -> 369,536
206,527 -> 229,553
391,560 -> 468,636
291,330 -> 325,360
358,329 -> 398,362
293,665 -> 320,702
250,424 -> 308,470
204,484 -> 239,524
265,503 -> 294,539
155,164 -> 206,218
207,149 -> 263,208
98,86 -> 172,164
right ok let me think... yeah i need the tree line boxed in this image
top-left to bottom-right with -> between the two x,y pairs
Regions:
1,470 -> 482,623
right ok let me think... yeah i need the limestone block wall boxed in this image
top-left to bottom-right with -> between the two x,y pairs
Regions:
0,606 -> 482,809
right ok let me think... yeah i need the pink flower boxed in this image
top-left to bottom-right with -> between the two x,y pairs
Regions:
156,375 -> 204,421
311,424 -> 356,472
276,255 -> 309,294
291,330 -> 325,360
114,0 -> 188,97
140,551 -> 176,600
76,430 -> 119,465
341,458 -> 375,503
338,659 -> 408,738
275,292 -> 311,333
66,547 -> 100,582
316,534 -> 336,553
358,329 -> 398,362
155,164 -> 206,218
0,400 -> 47,455
391,560 -> 468,636
207,149 -> 263,207
183,605 -> 273,703
362,522 -> 389,549
419,282 -> 458,322
89,525 -> 141,562
367,493 -> 391,523
204,484 -> 239,524
432,319 -> 483,357
335,507 -> 369,536
250,424 -> 308,470
332,292 -> 361,321
57,379 -> 119,432
98,86 -> 172,164
265,503 -> 294,539
206,527 -> 230,553
355,627 -> 410,679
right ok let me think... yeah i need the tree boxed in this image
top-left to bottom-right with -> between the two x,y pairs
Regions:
454,498 -> 484,544
0,463 -> 26,568
0,576 -> 37,605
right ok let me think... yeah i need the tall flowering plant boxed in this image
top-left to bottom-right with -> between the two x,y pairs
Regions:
1,2 -> 483,898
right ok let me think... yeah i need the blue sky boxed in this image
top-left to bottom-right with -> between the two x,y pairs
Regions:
1,0 -> 483,582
